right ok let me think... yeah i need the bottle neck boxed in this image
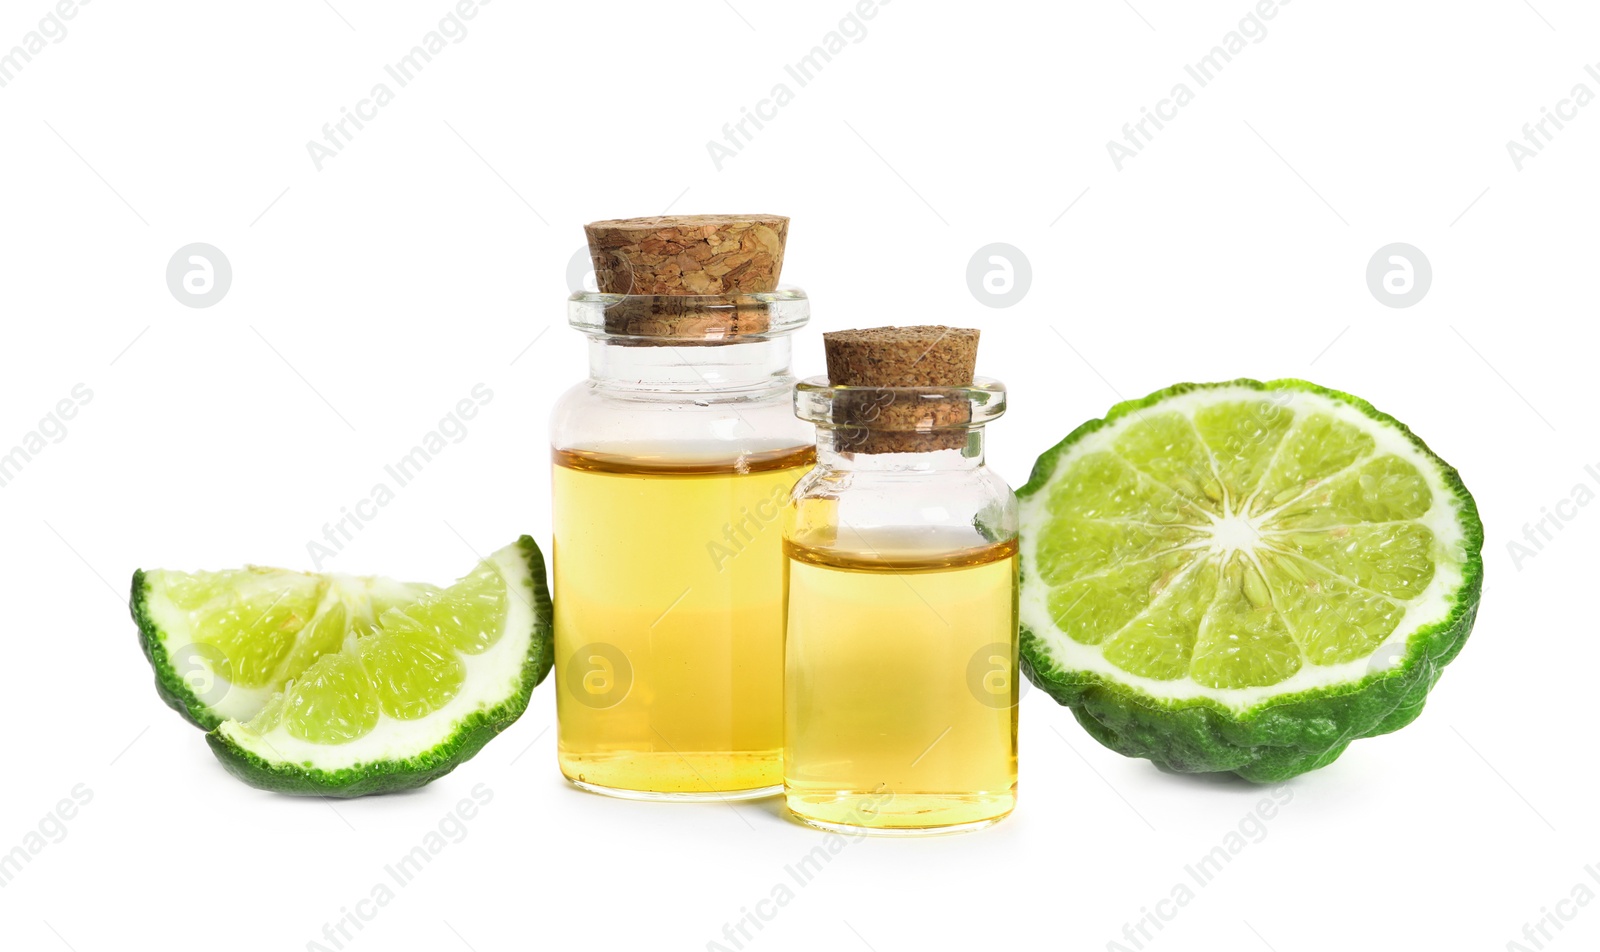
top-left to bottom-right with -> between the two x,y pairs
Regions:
585,336 -> 795,394
814,426 -> 988,473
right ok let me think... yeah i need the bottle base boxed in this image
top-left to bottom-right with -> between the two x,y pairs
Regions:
790,812 -> 1009,837
784,791 -> 1015,836
568,777 -> 781,802
559,749 -> 781,800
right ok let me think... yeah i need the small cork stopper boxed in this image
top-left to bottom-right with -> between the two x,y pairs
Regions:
584,215 -> 789,340
824,326 -> 979,387
821,326 -> 980,454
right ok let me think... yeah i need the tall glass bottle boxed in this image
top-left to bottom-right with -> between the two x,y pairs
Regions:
782,334 -> 1019,833
551,240 -> 811,799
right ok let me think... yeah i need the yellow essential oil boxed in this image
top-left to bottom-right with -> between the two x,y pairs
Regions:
553,444 -> 814,799
783,531 -> 1020,833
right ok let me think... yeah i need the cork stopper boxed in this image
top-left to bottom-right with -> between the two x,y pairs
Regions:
583,215 -> 789,339
824,326 -> 979,387
822,326 -> 980,454
585,215 -> 787,295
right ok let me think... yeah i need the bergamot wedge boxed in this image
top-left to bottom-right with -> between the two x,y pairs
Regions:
1018,380 -> 1482,782
132,537 -> 552,796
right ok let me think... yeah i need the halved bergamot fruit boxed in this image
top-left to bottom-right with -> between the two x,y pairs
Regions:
132,537 -> 551,796
1019,380 -> 1482,782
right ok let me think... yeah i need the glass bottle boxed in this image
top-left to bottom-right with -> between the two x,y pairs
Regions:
783,376 -> 1019,833
550,289 -> 812,800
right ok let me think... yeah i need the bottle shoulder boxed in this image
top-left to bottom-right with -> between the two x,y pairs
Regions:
550,379 -> 812,458
790,462 -> 1017,503
786,459 -> 1019,551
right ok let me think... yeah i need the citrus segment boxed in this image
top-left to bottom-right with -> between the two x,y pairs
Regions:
1266,558 -> 1404,665
1048,553 -> 1196,646
1046,452 -> 1208,525
1109,411 -> 1218,501
1191,399 -> 1293,496
1254,412 -> 1374,502
1101,559 -> 1216,680
285,653 -> 380,744
1034,517 -> 1203,583
357,628 -> 466,720
383,561 -> 508,655
190,572 -> 323,688
1188,555 -> 1302,690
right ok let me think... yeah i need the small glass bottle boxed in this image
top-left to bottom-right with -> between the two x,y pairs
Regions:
783,327 -> 1019,834
551,216 -> 811,800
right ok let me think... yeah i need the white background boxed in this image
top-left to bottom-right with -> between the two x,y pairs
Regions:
0,0 -> 1592,949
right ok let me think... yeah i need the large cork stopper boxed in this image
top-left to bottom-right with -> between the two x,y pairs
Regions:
584,215 -> 789,339
822,326 -> 980,454
585,215 -> 788,295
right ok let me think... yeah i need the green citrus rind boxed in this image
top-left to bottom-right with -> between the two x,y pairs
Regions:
132,568 -> 223,730
1018,379 -> 1484,782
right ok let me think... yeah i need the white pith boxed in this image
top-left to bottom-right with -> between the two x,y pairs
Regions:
214,544 -> 534,770
1018,386 -> 1470,712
